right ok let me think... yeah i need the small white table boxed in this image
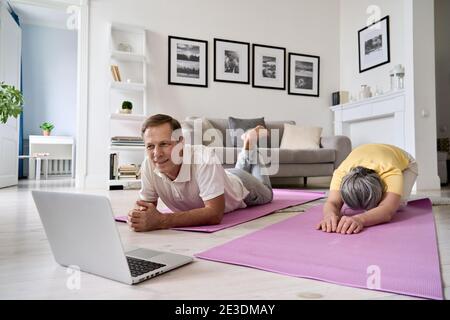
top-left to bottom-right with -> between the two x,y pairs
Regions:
28,135 -> 75,179
19,155 -> 49,180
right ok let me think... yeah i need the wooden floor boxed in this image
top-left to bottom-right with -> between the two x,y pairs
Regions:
0,178 -> 448,300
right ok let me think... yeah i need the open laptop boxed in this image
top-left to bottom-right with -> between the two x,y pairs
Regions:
32,190 -> 193,285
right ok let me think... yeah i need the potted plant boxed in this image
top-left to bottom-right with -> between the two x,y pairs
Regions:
120,101 -> 133,114
40,122 -> 54,136
0,82 -> 23,124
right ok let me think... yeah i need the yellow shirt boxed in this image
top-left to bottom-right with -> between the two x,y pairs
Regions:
330,144 -> 411,196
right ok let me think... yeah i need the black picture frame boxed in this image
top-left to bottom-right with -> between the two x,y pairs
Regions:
214,38 -> 250,84
358,16 -> 391,73
288,53 -> 320,97
168,36 -> 208,87
252,44 -> 286,90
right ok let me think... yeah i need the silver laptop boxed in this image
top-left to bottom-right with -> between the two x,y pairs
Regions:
32,190 -> 193,285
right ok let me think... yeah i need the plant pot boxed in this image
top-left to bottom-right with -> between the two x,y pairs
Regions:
120,109 -> 132,114
42,130 -> 51,136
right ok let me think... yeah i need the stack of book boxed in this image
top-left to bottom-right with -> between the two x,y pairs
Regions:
331,91 -> 349,106
111,136 -> 144,147
118,164 -> 140,180
110,153 -> 119,180
110,65 -> 122,81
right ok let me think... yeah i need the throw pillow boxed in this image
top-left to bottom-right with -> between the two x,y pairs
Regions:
182,116 -> 223,147
280,123 -> 323,149
227,116 -> 268,148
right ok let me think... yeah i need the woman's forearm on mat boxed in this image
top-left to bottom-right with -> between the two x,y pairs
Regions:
355,206 -> 395,227
323,201 -> 342,218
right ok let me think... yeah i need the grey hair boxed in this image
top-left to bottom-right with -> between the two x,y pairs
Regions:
340,166 -> 385,210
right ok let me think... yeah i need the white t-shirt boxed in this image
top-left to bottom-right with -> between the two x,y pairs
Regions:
139,145 -> 249,213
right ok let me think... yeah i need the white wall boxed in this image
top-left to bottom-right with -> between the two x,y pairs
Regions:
435,0 -> 450,139
339,0 -> 404,96
340,0 -> 440,190
85,0 -> 341,188
404,0 -> 440,190
22,24 -> 77,138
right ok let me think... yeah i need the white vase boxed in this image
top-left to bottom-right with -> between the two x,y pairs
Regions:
359,85 -> 372,100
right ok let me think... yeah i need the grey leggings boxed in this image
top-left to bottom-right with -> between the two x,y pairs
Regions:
226,149 -> 273,206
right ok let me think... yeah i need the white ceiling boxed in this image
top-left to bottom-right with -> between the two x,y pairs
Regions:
10,1 -> 72,29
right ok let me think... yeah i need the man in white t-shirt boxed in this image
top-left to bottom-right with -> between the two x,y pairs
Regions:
127,114 -> 273,232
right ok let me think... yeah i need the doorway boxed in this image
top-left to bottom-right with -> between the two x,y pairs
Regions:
4,0 -> 88,188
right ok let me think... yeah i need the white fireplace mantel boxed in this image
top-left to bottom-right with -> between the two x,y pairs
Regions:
330,90 -> 407,151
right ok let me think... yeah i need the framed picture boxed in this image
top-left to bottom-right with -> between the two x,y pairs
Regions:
252,44 -> 286,90
358,16 -> 390,73
288,53 -> 320,97
168,36 -> 208,87
214,38 -> 250,84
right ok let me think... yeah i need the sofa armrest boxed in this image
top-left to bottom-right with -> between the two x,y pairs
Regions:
320,136 -> 352,169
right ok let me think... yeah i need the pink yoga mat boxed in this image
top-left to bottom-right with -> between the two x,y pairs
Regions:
115,189 -> 324,233
196,198 -> 443,299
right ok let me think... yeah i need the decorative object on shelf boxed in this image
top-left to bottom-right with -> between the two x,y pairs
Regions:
359,85 -> 372,100
331,91 -> 349,106
39,122 -> 54,136
374,86 -> 384,96
110,65 -> 122,81
288,53 -> 320,96
389,64 -> 405,91
213,38 -> 250,84
0,82 -> 23,124
252,44 -> 286,90
117,42 -> 132,52
120,101 -> 133,114
168,36 -> 208,87
358,16 -> 390,73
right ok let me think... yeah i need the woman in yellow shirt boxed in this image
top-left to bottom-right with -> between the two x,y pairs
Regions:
317,144 -> 418,235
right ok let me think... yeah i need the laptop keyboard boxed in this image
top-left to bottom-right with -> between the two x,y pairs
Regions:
126,256 -> 166,277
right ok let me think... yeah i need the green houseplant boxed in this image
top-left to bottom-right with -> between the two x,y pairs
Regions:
120,101 -> 133,114
0,82 -> 23,124
40,122 -> 54,136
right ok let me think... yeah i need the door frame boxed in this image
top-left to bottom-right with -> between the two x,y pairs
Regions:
9,0 -> 89,188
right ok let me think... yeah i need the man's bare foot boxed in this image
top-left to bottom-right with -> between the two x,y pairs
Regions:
242,125 -> 269,150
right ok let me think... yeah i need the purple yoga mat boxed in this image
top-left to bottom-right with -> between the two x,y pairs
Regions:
196,198 -> 443,299
115,189 -> 324,233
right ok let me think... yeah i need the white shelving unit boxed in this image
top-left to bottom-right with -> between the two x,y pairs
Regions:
108,22 -> 147,190
110,81 -> 146,92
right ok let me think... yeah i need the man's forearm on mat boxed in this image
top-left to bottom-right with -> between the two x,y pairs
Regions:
160,207 -> 224,228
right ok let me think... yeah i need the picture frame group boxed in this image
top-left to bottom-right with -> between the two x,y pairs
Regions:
168,35 -> 321,97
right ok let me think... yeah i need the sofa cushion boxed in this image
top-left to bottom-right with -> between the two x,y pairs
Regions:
277,148 -> 335,164
208,147 -> 335,165
228,116 -> 267,147
280,124 -> 323,150
206,118 -> 295,147
182,116 -> 223,147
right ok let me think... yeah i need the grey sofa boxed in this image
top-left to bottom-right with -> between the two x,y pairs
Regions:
182,118 -> 352,184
